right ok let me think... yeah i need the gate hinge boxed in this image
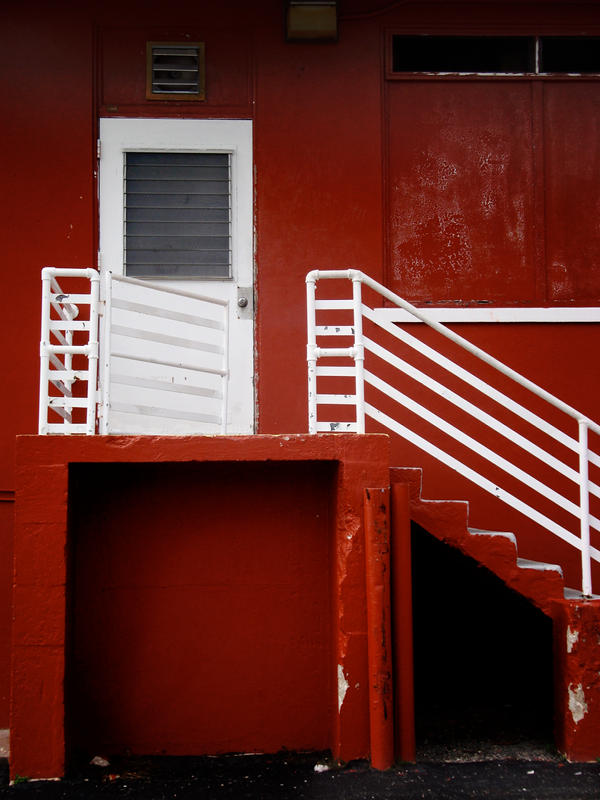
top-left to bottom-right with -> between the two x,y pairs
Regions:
96,139 -> 101,160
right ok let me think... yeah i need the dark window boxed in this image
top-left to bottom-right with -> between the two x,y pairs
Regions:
391,35 -> 600,75
392,36 -> 535,74
540,37 -> 600,74
124,152 -> 231,279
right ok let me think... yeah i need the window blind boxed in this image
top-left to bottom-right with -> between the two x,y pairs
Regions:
124,152 -> 231,279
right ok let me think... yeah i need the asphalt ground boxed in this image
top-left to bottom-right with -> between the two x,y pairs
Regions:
0,752 -> 599,799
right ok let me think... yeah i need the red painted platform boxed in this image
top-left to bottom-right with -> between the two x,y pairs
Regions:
11,434 -> 392,779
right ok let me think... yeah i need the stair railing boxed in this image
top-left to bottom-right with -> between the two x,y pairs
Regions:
39,268 -> 230,436
306,269 -> 600,596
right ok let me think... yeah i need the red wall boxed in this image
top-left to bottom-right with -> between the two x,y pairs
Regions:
68,461 -> 334,756
3,0 -> 600,725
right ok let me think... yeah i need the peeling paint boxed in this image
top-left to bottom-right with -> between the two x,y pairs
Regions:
568,683 -> 588,724
338,664 -> 349,712
567,626 -> 579,654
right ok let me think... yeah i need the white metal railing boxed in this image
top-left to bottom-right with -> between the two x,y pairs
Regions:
39,268 -> 100,435
306,269 -> 600,596
39,268 -> 230,436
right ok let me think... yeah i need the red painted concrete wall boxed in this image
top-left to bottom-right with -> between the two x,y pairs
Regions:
12,434 -> 391,778
3,0 -> 600,725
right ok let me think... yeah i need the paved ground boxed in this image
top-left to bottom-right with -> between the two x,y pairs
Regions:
0,752 -> 599,799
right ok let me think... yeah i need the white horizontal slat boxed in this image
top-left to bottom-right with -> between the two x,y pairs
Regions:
111,274 -> 228,307
315,366 -> 356,377
110,401 -> 221,425
111,351 -> 227,377
365,370 -> 600,532
316,394 -> 357,405
50,293 -> 92,305
314,300 -> 353,310
315,347 -> 355,358
48,320 -> 90,331
316,421 -> 358,432
45,423 -> 88,434
364,335 -> 600,501
49,370 -> 90,382
48,396 -> 89,408
46,344 -> 93,355
361,304 -> 595,464
111,324 -> 223,355
111,298 -> 223,331
370,307 -> 600,324
365,403 -> 600,564
112,373 -> 221,399
315,326 -> 355,336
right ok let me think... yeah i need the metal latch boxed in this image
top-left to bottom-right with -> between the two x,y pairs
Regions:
237,287 -> 253,319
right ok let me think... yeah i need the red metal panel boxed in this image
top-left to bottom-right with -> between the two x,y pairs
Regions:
387,81 -> 538,304
544,82 -> 600,304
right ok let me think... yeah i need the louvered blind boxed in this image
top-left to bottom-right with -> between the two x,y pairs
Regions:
124,152 -> 231,279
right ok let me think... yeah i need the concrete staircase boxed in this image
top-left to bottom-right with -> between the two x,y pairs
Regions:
390,466 -> 600,761
389,466 -> 581,616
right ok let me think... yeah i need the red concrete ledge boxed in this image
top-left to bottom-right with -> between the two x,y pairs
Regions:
12,434 -> 391,779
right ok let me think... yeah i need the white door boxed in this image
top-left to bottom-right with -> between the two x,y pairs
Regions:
99,118 -> 254,434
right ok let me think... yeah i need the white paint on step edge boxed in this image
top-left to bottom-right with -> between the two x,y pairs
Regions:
338,664 -> 349,712
566,626 -> 579,654
568,683 -> 588,724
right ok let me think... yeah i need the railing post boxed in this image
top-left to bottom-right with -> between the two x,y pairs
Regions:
86,271 -> 100,435
351,272 -> 365,434
306,272 -> 318,434
221,300 -> 230,435
578,419 -> 592,596
98,271 -> 112,435
38,269 -> 52,434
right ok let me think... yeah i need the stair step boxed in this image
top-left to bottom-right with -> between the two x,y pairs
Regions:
564,587 -> 600,600
517,557 -> 563,577
468,528 -> 518,548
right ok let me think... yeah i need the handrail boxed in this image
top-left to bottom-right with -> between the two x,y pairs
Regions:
306,269 -> 599,596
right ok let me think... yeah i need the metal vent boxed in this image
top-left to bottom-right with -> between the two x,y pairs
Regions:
124,152 -> 231,279
146,42 -> 205,100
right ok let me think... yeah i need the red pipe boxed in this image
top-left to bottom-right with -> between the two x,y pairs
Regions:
391,482 -> 416,762
364,487 -> 394,769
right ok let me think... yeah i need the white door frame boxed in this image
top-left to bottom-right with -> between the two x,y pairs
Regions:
99,117 -> 254,434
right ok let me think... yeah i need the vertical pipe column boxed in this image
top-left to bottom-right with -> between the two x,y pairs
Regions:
60,279 -> 74,426
86,271 -> 100,435
221,300 -> 230,435
351,274 -> 365,434
578,419 -> 592,596
98,271 -> 113,435
306,273 -> 318,434
390,482 -> 416,762
364,487 -> 394,769
38,269 -> 52,434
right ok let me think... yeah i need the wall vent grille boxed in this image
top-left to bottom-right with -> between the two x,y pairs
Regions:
146,42 -> 205,100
